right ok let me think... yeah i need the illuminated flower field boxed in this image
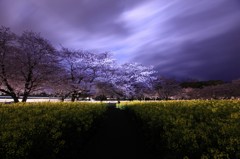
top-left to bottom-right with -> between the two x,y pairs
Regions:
121,100 -> 240,159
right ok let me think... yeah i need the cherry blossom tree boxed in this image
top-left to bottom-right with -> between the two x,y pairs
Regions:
54,48 -> 116,101
108,63 -> 156,100
0,27 -> 59,102
17,31 -> 59,102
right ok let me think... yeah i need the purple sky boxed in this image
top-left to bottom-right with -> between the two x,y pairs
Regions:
1,0 -> 240,81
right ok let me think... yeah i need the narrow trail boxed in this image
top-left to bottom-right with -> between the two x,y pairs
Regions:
81,103 -> 153,159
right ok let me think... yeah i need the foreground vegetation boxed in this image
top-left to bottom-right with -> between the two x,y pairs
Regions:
0,102 -> 107,159
121,100 -> 240,159
1,100 -> 239,159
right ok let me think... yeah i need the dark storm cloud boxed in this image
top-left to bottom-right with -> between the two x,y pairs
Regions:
135,4 -> 240,80
0,0 -> 146,48
132,0 -> 240,80
186,28 -> 240,81
154,26 -> 240,81
0,0 -> 240,80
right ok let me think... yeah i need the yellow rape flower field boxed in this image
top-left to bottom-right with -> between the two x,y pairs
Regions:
119,100 -> 240,159
0,100 -> 240,159
0,102 -> 107,159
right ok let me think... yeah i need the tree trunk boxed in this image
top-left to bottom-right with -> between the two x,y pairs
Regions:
0,89 -> 19,103
22,92 -> 29,102
12,94 -> 19,103
71,94 -> 76,102
71,91 -> 78,102
71,96 -> 75,102
60,96 -> 65,102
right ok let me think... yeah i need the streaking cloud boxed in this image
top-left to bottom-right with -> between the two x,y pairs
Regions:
0,0 -> 239,80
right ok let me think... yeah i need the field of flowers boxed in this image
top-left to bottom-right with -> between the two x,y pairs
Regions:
0,102 -> 107,159
121,100 -> 240,159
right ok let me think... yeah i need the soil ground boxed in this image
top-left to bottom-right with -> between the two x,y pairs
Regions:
81,103 -> 155,159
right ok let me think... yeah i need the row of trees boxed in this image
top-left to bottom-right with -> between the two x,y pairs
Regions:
152,79 -> 240,100
181,80 -> 240,99
1,26 -> 240,102
0,26 -> 157,102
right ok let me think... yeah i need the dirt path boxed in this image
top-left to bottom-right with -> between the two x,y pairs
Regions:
81,103 -> 153,159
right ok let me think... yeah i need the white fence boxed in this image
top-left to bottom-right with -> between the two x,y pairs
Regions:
0,96 -> 61,103
0,96 -> 120,103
